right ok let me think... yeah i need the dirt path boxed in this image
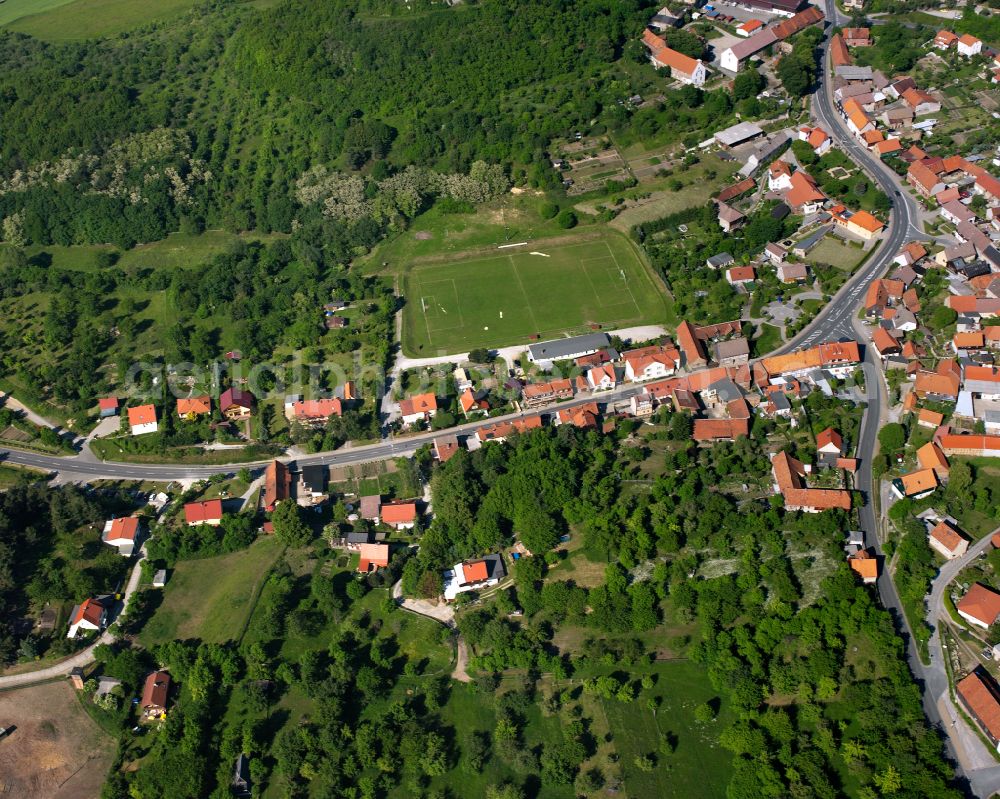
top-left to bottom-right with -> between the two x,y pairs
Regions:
451,635 -> 472,683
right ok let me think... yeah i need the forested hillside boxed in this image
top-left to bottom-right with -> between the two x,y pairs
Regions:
0,0 -> 648,247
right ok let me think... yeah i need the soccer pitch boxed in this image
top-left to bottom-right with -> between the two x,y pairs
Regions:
401,232 -> 670,355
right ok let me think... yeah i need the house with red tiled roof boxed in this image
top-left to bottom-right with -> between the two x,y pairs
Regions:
284,397 -> 343,425
929,520 -> 969,559
399,393 -> 438,426
902,88 -> 940,115
784,170 -> 826,213
829,206 -> 884,241
67,597 -> 108,639
557,402 -> 601,430
587,363 -> 618,391
890,468 -> 939,500
676,320 -> 708,369
771,450 -> 852,512
141,671 -> 171,719
816,427 -> 843,457
871,327 -> 900,359
736,18 -> 764,36
184,499 -> 224,527
917,441 -> 950,479
797,126 -> 832,156
475,415 -> 543,444
914,370 -> 960,401
623,345 -> 680,382
434,435 -> 460,463
940,434 -> 1000,457
830,33 -> 850,68
443,554 -> 507,601
358,543 -> 390,573
873,138 -> 902,157
102,516 -> 141,556
459,388 -> 490,417
725,266 -> 756,286
849,550 -> 878,584
263,460 -> 291,512
177,396 -> 211,418
958,33 -> 983,57
127,404 -> 158,436
843,27 -> 871,46
522,378 -> 575,408
642,29 -> 707,86
959,583 -> 1000,628
760,341 -> 861,380
907,161 -> 945,197
934,30 -> 958,49
692,418 -> 749,442
381,501 -> 418,529
957,669 -> 1000,752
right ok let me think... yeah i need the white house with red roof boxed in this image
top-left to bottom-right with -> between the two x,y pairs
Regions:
587,364 -> 618,391
443,554 -> 506,601
381,500 -> 418,529
623,345 -> 679,382
797,126 -> 831,156
958,583 -> 1000,628
67,597 -> 108,638
102,516 -> 141,556
399,393 -> 438,426
957,34 -> 982,57
642,29 -> 707,87
127,404 -> 158,436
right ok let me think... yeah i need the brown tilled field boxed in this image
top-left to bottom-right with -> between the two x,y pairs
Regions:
0,681 -> 115,798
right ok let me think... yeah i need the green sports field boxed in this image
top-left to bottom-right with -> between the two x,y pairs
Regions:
401,232 -> 671,355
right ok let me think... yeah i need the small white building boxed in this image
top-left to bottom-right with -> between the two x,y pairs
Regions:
67,597 -> 107,639
957,34 -> 983,57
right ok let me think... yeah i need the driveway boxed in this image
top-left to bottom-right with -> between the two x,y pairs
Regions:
391,580 -> 455,627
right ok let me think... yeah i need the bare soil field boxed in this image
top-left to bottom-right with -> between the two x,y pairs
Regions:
0,680 -> 115,798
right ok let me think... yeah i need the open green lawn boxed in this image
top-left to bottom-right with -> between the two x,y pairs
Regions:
401,231 -> 669,355
807,237 -> 867,273
752,323 -> 783,357
6,0 -> 200,39
139,536 -> 283,646
599,660 -> 734,798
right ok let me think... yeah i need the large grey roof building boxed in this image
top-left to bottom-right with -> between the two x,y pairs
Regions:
527,333 -> 611,368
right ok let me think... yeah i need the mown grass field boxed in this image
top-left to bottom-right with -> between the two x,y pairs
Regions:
5,0 -> 200,39
139,536 -> 283,646
401,231 -> 669,355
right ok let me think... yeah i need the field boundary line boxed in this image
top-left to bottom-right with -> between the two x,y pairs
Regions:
603,240 -> 643,317
507,255 -> 541,333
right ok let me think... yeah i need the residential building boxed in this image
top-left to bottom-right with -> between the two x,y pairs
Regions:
934,30 -> 958,49
843,27 -> 871,47
957,33 -> 983,57
939,434 -> 1000,457
399,393 -> 438,426
725,265 -> 756,286
957,669 -> 1000,753
914,370 -> 960,401
676,320 -> 709,368
764,242 -> 788,264
381,501 -> 418,529
849,550 -> 879,584
768,160 -> 793,191
284,397 -> 343,425
358,543 -> 391,572
784,170 -> 826,213
623,346 -> 680,382
894,241 -> 927,267
872,327 -> 900,358
736,18 -> 764,36
459,388 -> 490,416
771,450 -> 852,512
958,583 -> 1000,628
184,499 -> 223,526
706,252 -> 736,269
693,418 -> 749,442
434,434 -> 460,463
220,388 -> 254,420
359,495 -> 381,521
902,88 -> 940,116
917,441 -> 950,480
777,263 -> 809,283
630,391 -> 655,417
66,597 -> 107,638
642,30 -> 707,86
475,415 -> 543,444
928,520 -> 969,559
102,516 -> 140,556
127,404 -> 158,436
829,206 -> 884,240
443,554 -> 507,601
917,408 -> 945,429
890,468 -> 938,500
760,341 -> 861,380
177,395 -> 211,419
717,201 -> 746,233
263,460 -> 291,512
714,337 -> 750,367
141,671 -> 171,719
816,427 -> 844,466
587,363 -> 618,391
522,378 -> 575,407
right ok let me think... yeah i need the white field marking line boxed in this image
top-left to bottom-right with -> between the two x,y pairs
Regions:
529,252 -> 550,257
508,255 -> 541,332
420,279 -> 464,334
497,241 -> 528,249
602,240 -> 642,318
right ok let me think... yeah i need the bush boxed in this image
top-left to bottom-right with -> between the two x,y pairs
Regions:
539,201 -> 559,220
556,209 -> 577,229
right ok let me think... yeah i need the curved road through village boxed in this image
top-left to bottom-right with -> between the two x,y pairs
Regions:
2,12 -> 997,795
